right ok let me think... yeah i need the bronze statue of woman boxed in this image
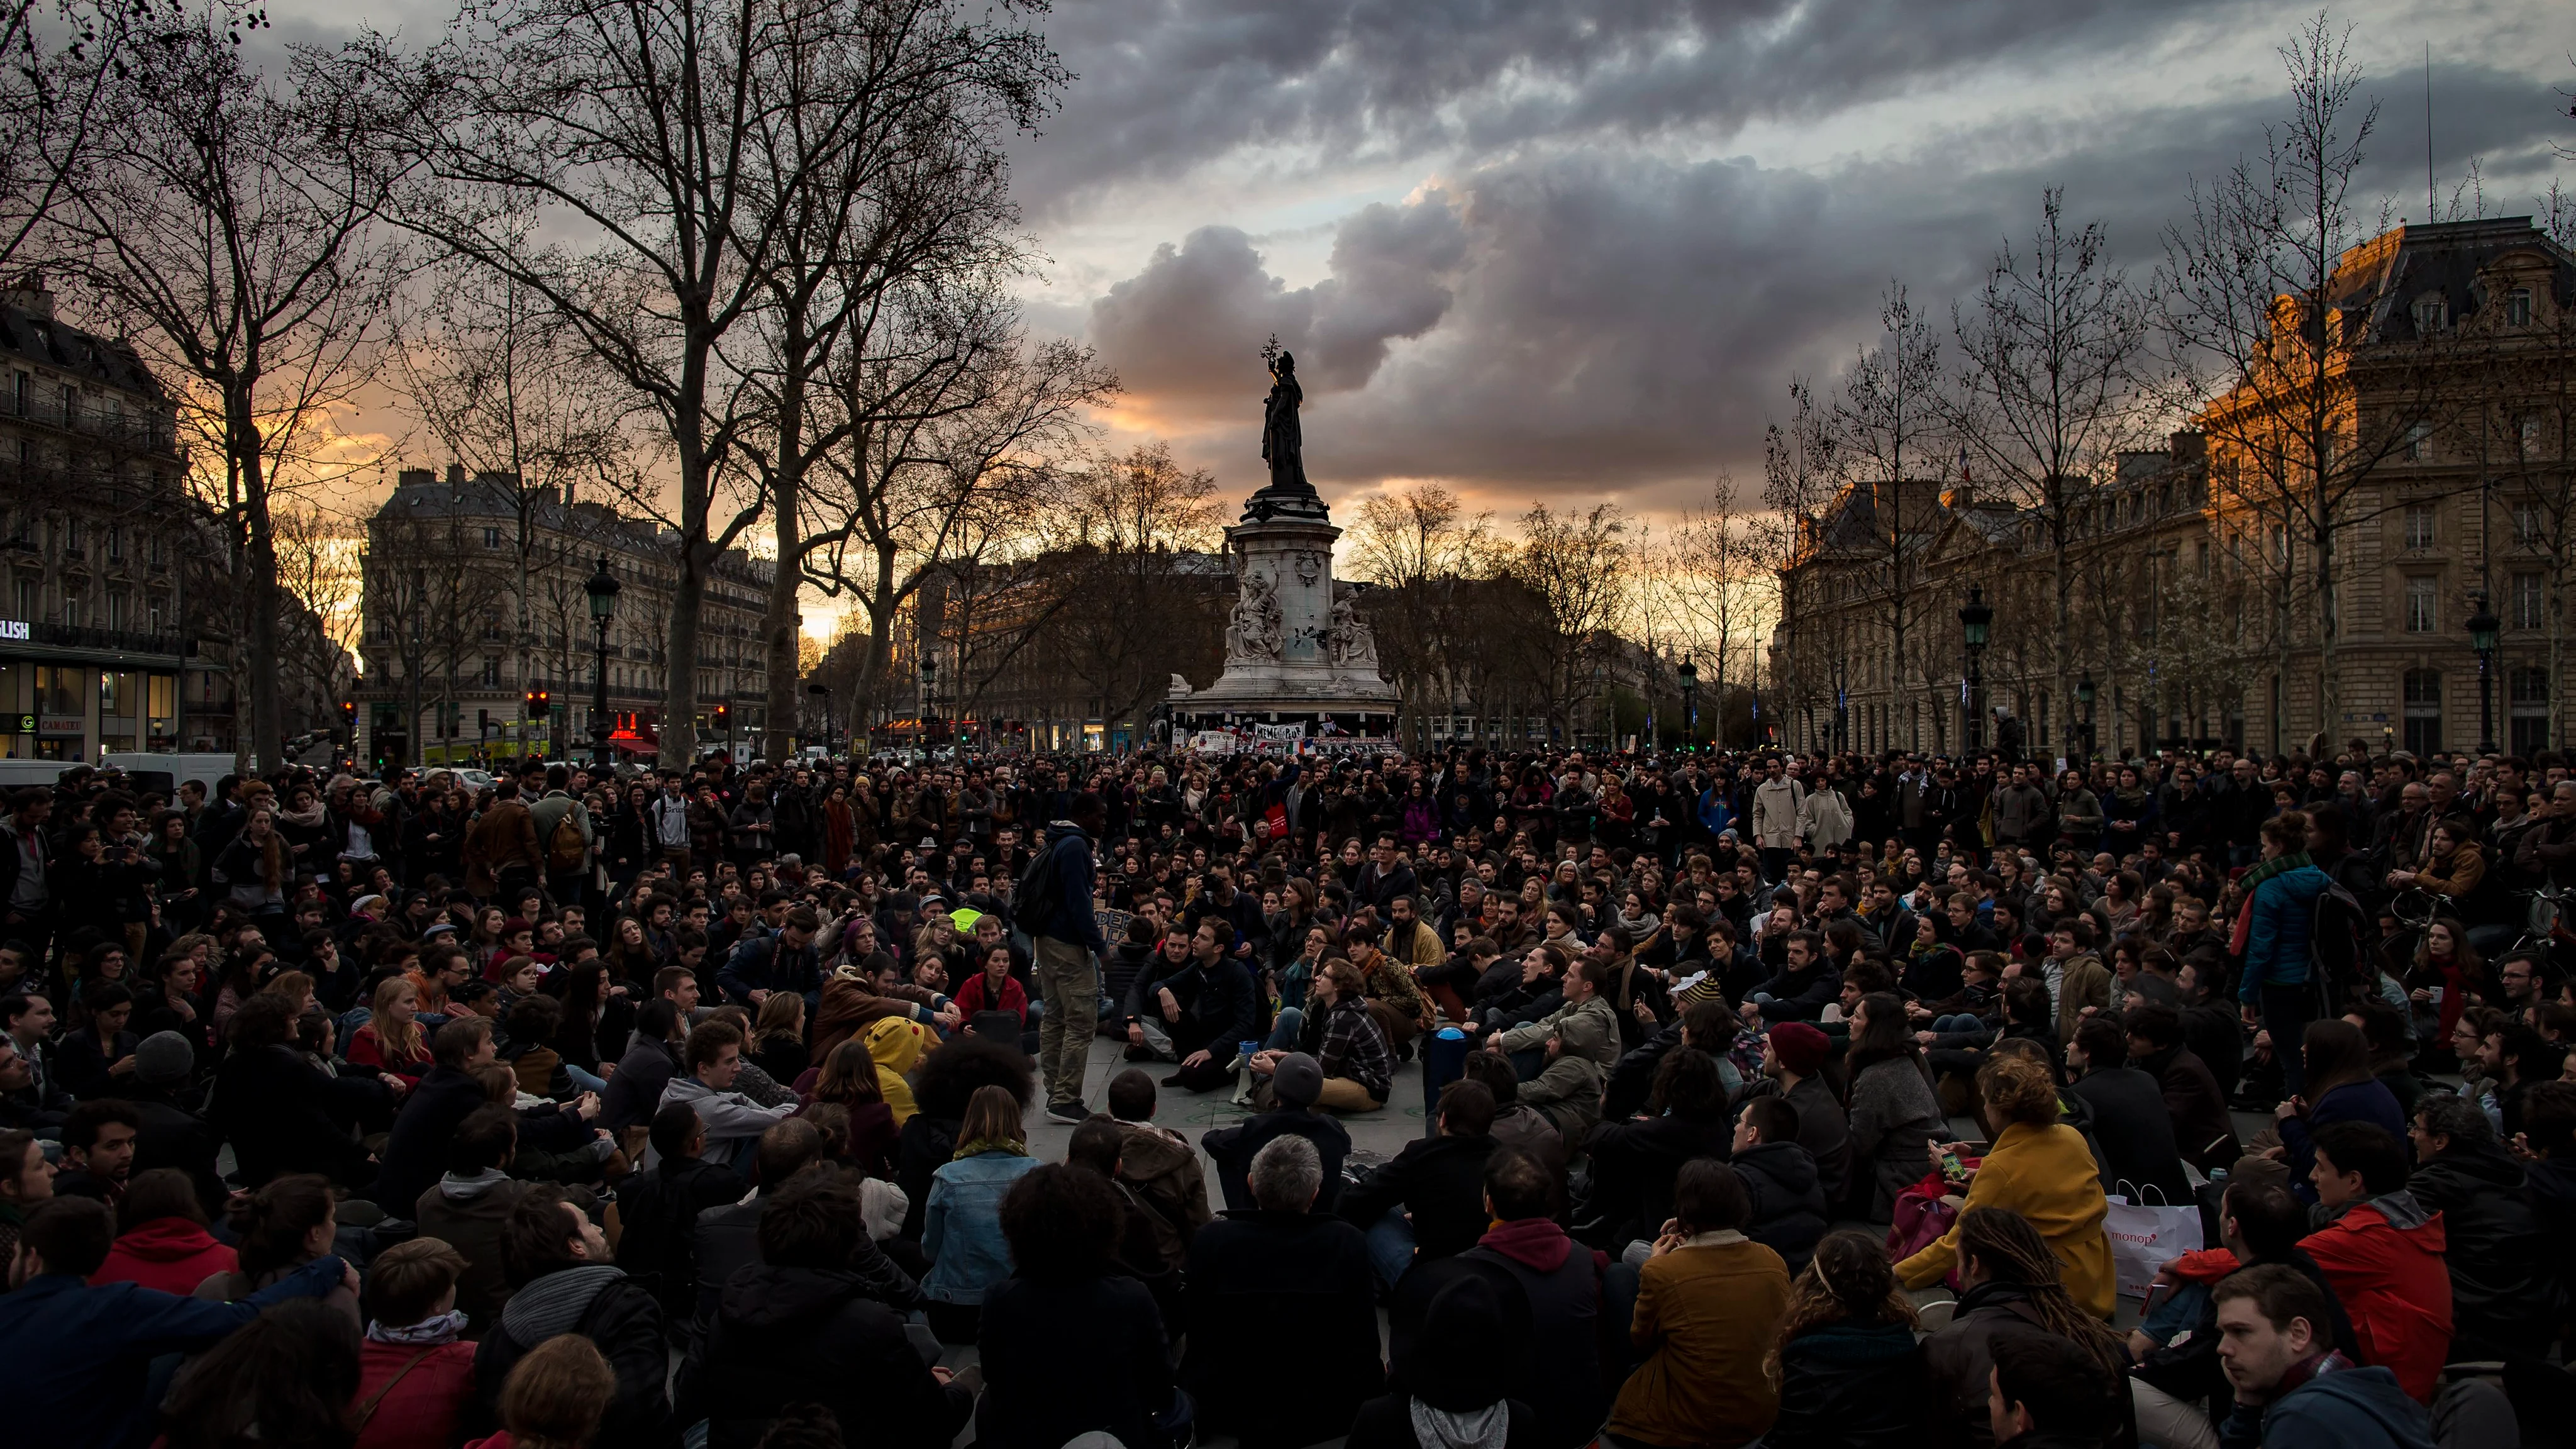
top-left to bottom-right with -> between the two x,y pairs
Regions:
1260,350 -> 1313,495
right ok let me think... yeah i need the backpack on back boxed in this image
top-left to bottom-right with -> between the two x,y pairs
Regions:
547,808 -> 587,873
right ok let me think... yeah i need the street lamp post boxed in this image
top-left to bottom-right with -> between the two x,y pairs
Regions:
2076,670 -> 2097,767
1960,586 -> 1992,752
584,557 -> 620,773
2468,593 -> 2500,755
920,653 -> 939,752
1677,656 -> 1698,751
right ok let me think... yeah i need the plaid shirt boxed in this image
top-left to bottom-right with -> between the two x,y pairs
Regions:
1318,996 -> 1393,1100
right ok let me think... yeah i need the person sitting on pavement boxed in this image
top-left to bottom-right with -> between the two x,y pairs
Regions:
1203,1052 -> 1352,1213
1185,1135 -> 1381,1449
1339,1078 -> 1502,1288
2211,1263 -> 2435,1449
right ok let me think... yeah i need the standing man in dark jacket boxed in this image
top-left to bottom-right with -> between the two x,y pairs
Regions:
2406,1090 -> 2560,1362
471,1185 -> 674,1449
1022,794 -> 1107,1123
1338,1079 -> 1499,1287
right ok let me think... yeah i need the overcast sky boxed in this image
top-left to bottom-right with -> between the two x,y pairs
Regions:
272,0 -> 2573,525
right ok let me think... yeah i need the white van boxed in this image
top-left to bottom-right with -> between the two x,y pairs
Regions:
101,752 -> 238,796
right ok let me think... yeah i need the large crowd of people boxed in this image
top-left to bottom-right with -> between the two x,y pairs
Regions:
3,736 -> 2573,1448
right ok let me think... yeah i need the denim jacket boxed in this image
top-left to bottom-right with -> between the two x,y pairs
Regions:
921,1150 -> 1038,1303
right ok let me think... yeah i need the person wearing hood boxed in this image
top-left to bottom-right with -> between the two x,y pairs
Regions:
2401,1089 -> 2557,1363
1514,1005 -> 1610,1151
681,1174 -> 972,1449
2237,815 -> 2332,1096
862,1016 -> 926,1126
414,1106 -> 543,1333
2212,1264 -> 2435,1449
1455,1147 -> 1605,1449
1726,1097 -> 1826,1274
1021,794 -> 1108,1123
88,1167 -> 235,1295
1348,1271 -> 1543,1449
2294,1121 -> 2452,1404
1104,1068 -> 1212,1269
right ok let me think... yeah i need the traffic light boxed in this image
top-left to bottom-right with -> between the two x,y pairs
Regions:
713,702 -> 731,729
531,687 -> 551,714
340,699 -> 355,733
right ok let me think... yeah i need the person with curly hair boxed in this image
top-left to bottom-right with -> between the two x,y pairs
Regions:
1894,1052 -> 2114,1318
977,1162 -> 1179,1449
1760,1230 -> 1926,1448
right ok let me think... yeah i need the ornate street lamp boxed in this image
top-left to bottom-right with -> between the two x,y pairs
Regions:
2468,592 -> 2500,755
1960,586 -> 1993,751
1676,655 -> 1698,750
584,556 -> 620,772
919,652 -> 940,752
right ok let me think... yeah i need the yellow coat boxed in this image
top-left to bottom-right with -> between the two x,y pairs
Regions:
1895,1120 -> 2114,1319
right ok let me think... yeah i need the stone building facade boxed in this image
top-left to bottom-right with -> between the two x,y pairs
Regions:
356,468 -> 770,766
1774,216 -> 2576,763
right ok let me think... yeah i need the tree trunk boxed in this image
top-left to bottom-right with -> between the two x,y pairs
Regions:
761,355 -> 809,764
231,384 -> 282,772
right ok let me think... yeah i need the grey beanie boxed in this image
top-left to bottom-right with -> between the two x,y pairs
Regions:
1270,1051 -> 1323,1108
135,1030 -> 194,1086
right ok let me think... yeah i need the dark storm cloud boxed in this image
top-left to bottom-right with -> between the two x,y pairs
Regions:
1086,60 -> 2572,511
1014,0 -> 2249,214
1086,195 -> 1468,409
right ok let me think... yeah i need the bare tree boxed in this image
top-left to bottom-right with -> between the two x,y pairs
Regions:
797,291 -> 1115,753
1829,284 -> 1946,750
1509,501 -> 1629,745
1951,189 -> 2147,759
361,502 -> 486,766
340,0 -> 1065,766
391,267 -> 631,736
53,11 -> 398,769
1346,484 -> 1494,752
1758,377 -> 1835,747
1034,441 -> 1223,737
1661,489 -> 1770,745
2147,16 -> 2444,748
1,0 -> 174,271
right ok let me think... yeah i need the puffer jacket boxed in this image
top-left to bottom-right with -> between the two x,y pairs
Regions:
2240,865 -> 2328,999
2297,1192 -> 2452,1403
2402,1138 -> 2559,1357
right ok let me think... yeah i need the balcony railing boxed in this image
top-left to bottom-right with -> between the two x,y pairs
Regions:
9,392 -> 184,456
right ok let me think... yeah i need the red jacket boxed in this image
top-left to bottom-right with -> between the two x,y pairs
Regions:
952,972 -> 1027,1022
90,1218 -> 235,1296
2299,1194 -> 2453,1403
352,1338 -> 477,1449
